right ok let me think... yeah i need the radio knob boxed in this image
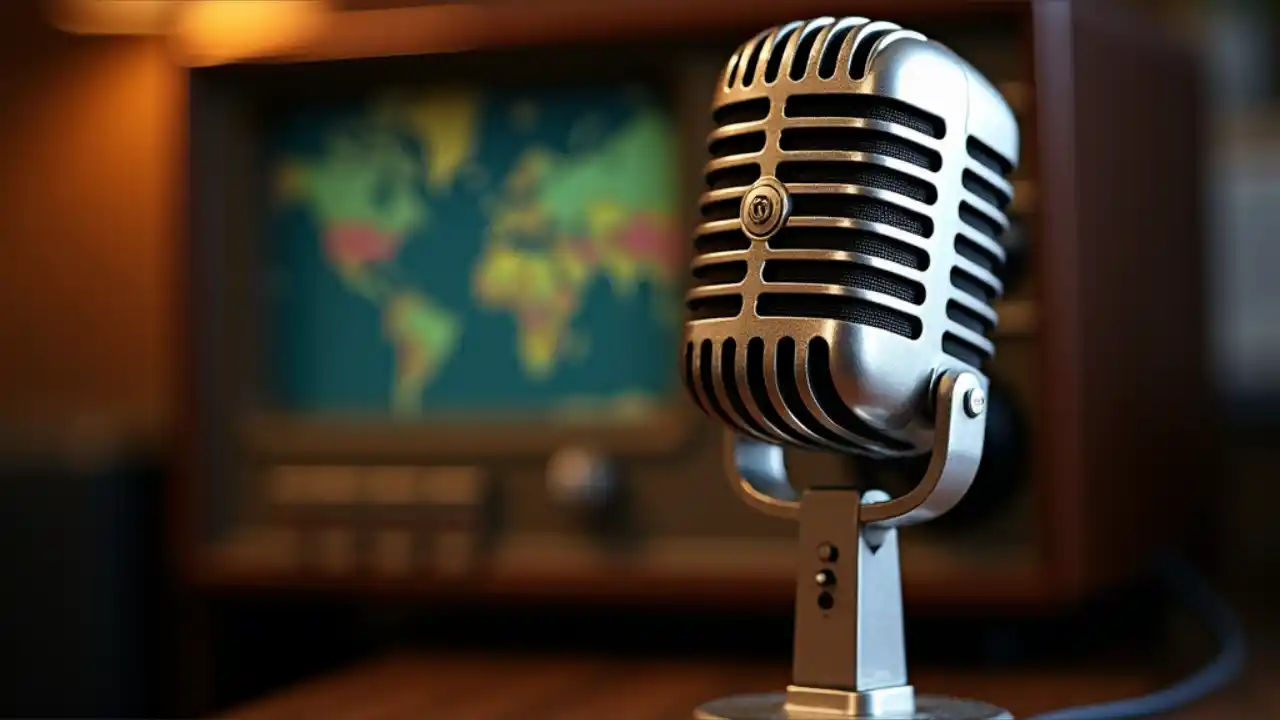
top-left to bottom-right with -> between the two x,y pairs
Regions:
546,446 -> 619,510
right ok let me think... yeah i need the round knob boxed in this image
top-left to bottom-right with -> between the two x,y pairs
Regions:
546,446 -> 618,509
964,386 -> 988,417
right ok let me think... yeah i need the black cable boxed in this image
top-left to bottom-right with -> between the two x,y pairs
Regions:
1025,553 -> 1246,720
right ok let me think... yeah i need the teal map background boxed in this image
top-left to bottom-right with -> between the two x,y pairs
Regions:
265,84 -> 684,420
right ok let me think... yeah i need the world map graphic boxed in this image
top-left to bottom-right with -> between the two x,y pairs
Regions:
266,85 -> 683,419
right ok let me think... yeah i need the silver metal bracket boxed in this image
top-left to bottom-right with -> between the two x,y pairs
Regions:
696,371 -> 1009,719
725,371 -> 988,528
787,487 -> 915,715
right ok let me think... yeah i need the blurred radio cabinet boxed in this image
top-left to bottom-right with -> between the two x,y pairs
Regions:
179,0 -> 1208,611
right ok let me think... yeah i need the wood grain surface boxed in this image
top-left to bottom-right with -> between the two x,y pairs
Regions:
221,646 -> 1265,720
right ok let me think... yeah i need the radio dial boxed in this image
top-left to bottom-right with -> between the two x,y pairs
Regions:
546,446 -> 619,510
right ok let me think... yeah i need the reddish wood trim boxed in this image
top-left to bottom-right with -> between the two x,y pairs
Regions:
188,564 -> 1060,613
170,53 -> 201,586
1029,0 -> 1087,601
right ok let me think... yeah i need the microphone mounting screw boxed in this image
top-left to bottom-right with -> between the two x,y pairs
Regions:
740,177 -> 791,240
964,387 -> 987,417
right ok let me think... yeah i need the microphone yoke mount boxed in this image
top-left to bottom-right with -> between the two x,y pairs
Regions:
695,370 -> 1013,720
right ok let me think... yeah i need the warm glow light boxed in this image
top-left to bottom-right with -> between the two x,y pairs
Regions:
171,0 -> 332,66
48,1 -> 335,66
46,0 -> 178,35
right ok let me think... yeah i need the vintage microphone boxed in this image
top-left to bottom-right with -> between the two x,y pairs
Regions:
682,16 -> 1019,720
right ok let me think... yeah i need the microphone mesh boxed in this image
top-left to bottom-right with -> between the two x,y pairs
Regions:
690,22 -> 945,340
683,18 -> 1020,454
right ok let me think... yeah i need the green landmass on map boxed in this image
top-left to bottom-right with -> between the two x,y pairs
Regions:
271,87 -> 681,415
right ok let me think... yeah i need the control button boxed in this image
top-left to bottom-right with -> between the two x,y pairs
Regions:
546,446 -> 619,509
817,543 -> 839,562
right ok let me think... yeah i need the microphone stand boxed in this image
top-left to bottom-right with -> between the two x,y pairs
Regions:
695,370 -> 1013,720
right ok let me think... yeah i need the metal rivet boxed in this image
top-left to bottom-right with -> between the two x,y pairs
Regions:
964,387 -> 987,417
740,177 -> 791,240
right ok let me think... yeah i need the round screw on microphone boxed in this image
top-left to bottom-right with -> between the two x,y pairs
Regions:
815,569 -> 836,587
817,543 -> 839,562
964,387 -> 987,418
740,177 -> 791,240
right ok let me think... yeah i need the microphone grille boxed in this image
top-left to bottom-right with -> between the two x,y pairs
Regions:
689,18 -> 1018,371
948,137 -> 1015,367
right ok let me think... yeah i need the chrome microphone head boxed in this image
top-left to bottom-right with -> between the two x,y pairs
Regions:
682,17 -> 1019,459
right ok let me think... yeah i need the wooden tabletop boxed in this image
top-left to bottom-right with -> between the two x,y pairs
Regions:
221,647 -> 1266,720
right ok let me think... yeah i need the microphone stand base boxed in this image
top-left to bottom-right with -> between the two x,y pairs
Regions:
694,691 -> 1013,720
